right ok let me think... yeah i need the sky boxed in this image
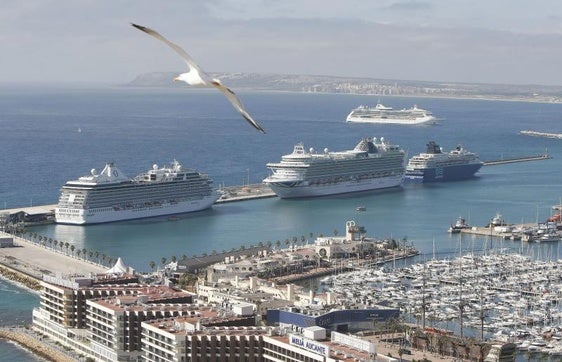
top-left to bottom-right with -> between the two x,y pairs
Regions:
2,0 -> 562,86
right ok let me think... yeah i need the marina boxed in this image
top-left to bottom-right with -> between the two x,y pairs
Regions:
320,251 -> 562,357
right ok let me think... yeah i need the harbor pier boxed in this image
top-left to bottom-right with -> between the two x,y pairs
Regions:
482,153 -> 551,166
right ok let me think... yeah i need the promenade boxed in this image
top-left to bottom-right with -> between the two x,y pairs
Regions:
0,231 -> 107,281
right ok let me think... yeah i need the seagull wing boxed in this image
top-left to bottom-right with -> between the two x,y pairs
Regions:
131,23 -> 205,75
213,82 -> 266,133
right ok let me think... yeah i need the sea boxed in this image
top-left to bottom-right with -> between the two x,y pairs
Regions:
1,84 -> 562,361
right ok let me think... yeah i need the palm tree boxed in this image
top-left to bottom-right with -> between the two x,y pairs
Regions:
301,235 -> 306,246
333,229 -> 338,236
149,261 -> 156,271
53,239 -> 58,250
82,248 -> 87,259
161,257 -> 167,266
70,245 -> 75,256
64,242 -> 70,255
275,240 -> 281,249
284,239 -> 290,249
88,250 -> 93,260
292,236 -> 298,249
102,254 -> 107,266
211,250 -> 217,256
171,255 -> 177,263
94,251 -> 100,262
76,249 -> 82,259
182,254 -> 188,260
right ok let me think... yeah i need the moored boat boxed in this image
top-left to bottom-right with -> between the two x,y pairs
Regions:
55,160 -> 221,225
448,216 -> 470,233
405,141 -> 483,182
263,137 -> 405,199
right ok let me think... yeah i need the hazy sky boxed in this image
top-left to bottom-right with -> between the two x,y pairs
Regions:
3,0 -> 562,86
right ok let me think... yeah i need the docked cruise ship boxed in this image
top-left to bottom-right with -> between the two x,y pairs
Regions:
55,160 -> 221,224
263,137 -> 405,199
405,141 -> 483,182
346,103 -> 437,124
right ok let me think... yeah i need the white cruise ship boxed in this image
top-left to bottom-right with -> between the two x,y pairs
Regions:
55,160 -> 221,225
263,137 -> 405,199
346,103 -> 437,124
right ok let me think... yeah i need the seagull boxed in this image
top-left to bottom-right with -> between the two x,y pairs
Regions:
131,23 -> 265,133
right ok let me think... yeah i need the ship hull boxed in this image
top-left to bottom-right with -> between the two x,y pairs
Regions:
55,194 -> 219,225
265,175 -> 404,199
404,163 -> 483,182
346,115 -> 436,125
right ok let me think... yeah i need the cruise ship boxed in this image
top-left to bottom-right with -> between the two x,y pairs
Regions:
346,103 -> 437,124
405,141 -> 483,182
263,137 -> 405,199
55,160 -> 221,224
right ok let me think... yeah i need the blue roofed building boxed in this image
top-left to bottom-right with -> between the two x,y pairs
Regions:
266,306 -> 399,333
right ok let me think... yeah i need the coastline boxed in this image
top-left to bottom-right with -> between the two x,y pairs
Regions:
0,232 -> 108,360
0,327 -> 76,362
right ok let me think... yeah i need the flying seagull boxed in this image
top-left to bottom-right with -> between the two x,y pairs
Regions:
131,23 -> 266,133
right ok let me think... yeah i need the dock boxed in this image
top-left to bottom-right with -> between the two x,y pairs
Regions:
482,153 -> 551,166
0,184 -> 277,225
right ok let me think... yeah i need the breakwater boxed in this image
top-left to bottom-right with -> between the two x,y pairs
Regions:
0,264 -> 40,290
520,130 -> 562,139
482,153 -> 551,166
0,328 -> 75,362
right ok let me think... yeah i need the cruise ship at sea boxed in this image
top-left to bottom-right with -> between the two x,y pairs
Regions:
263,137 -> 406,199
55,160 -> 221,224
405,141 -> 483,182
346,103 -> 437,124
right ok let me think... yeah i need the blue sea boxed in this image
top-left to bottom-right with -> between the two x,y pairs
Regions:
1,85 -> 562,361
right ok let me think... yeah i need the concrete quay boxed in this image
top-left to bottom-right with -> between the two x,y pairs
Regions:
459,224 -> 536,238
0,183 -> 277,224
482,153 -> 551,166
0,231 -> 107,282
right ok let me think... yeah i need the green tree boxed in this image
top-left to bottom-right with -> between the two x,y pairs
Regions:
161,257 -> 167,266
70,244 -> 75,256
149,261 -> 156,271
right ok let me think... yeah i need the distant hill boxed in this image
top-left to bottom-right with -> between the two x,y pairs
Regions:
127,72 -> 562,103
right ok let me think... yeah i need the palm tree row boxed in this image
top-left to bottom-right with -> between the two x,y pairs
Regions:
148,232 -> 319,273
22,231 -> 117,268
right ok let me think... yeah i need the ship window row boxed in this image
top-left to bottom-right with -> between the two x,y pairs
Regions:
60,188 -> 213,207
